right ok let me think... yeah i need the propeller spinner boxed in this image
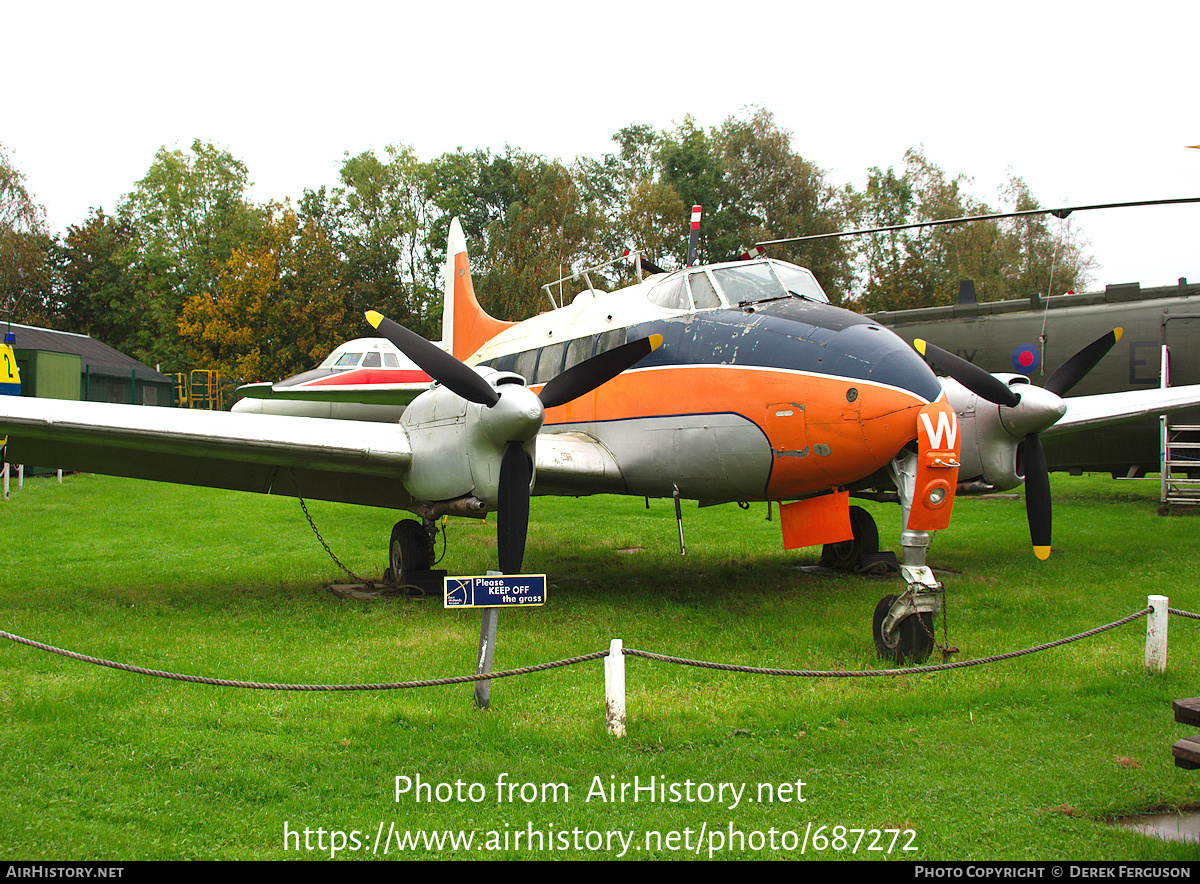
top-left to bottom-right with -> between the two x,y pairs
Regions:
915,329 -> 1122,559
366,311 -> 661,574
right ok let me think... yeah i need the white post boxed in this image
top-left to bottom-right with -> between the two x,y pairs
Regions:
605,639 -> 626,737
1146,595 -> 1169,673
20,464 -> 25,489
2,462 -> 7,501
55,468 -> 61,484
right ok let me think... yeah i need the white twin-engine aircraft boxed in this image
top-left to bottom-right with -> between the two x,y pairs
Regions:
4,216 -> 1200,662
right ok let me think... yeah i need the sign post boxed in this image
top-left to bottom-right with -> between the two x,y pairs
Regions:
446,572 -> 546,710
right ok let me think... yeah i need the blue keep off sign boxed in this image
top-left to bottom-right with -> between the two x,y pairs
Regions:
444,574 -> 547,608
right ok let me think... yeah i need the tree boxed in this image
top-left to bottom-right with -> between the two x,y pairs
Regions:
478,153 -> 610,319
712,109 -> 853,300
851,149 -> 1093,312
0,143 -> 59,327
601,110 -> 855,299
60,209 -> 152,353
117,139 -> 266,369
333,145 -> 438,338
178,205 -> 350,382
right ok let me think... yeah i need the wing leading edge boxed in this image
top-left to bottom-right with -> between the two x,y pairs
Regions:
1046,384 -> 1200,435
0,397 -> 413,509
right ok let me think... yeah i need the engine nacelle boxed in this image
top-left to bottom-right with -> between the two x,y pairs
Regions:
943,374 -> 1065,492
399,368 -> 540,508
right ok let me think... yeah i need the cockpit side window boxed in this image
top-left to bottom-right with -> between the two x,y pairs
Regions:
647,275 -> 691,311
362,351 -> 382,368
564,335 -> 594,372
382,353 -> 399,368
687,271 -> 722,309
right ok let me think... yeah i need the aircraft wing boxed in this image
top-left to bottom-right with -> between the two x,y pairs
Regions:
0,396 -> 413,509
1046,384 -> 1200,434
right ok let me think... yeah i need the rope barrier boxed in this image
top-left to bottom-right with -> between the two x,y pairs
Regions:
0,630 -> 605,691
624,607 -> 1154,677
3,605 -> 1189,691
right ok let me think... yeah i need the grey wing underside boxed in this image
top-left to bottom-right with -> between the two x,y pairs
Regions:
0,397 -> 627,508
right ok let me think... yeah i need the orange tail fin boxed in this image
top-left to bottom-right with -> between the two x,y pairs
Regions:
442,218 -> 514,362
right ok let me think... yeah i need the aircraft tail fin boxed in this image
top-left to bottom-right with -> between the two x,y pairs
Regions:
442,218 -> 515,362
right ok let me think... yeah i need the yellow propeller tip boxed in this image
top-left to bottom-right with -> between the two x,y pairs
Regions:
1113,327 -> 1123,342
649,334 -> 664,351
365,310 -> 383,329
1034,546 -> 1052,561
914,339 -> 927,356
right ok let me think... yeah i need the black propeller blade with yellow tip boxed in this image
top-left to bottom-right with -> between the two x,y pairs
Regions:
914,329 -> 1122,560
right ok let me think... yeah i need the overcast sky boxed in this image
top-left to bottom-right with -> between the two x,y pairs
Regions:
6,1 -> 1197,291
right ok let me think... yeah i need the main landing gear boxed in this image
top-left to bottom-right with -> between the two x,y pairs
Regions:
819,505 -> 880,571
384,518 -> 442,594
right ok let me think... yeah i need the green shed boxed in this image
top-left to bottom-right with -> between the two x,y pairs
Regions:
8,323 -> 174,407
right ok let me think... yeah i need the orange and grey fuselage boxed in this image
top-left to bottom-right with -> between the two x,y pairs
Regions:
473,295 -> 945,506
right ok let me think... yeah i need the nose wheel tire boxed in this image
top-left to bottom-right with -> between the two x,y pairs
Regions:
872,593 -> 935,664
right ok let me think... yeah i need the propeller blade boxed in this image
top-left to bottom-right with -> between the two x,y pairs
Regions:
538,334 -> 663,409
497,440 -> 531,574
1022,433 -> 1052,560
1044,328 -> 1123,397
915,339 -> 1021,407
365,311 -> 500,407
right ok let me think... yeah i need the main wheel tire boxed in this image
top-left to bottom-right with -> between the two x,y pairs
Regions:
872,593 -> 935,664
388,520 -> 434,586
820,506 -> 879,570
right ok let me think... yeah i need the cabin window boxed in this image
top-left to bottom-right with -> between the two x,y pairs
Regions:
647,275 -> 690,311
594,328 -> 627,355
564,335 -> 594,371
688,271 -> 722,309
362,351 -> 382,367
513,349 -> 538,382
535,342 -> 566,384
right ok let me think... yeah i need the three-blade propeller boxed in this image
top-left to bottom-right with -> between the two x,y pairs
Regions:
915,329 -> 1122,560
367,310 -> 661,574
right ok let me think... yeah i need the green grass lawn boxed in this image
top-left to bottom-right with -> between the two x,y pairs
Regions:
1,472 -> 1197,860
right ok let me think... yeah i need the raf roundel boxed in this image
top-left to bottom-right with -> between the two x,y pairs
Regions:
1011,344 -> 1041,374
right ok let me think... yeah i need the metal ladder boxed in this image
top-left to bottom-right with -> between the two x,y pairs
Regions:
1160,344 -> 1200,507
